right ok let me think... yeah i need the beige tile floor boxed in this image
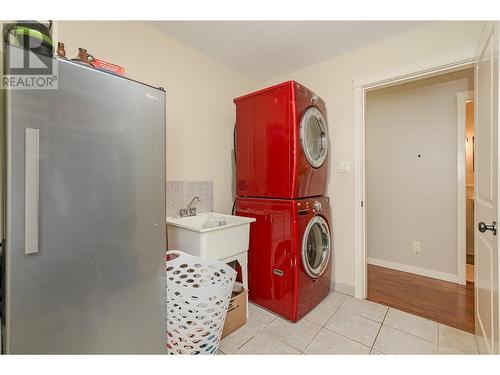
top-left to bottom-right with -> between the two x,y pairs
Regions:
218,291 -> 480,355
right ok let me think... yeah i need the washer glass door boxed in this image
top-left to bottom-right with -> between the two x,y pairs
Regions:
302,215 -> 331,278
299,107 -> 328,168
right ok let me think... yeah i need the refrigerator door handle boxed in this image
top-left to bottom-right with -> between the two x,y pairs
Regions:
25,128 -> 40,255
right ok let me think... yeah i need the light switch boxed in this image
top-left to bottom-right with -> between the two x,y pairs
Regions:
337,160 -> 350,173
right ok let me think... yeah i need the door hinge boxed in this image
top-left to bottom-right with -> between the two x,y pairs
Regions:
361,201 -> 364,207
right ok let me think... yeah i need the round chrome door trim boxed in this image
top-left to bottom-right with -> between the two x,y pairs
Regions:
299,107 -> 328,168
302,215 -> 331,278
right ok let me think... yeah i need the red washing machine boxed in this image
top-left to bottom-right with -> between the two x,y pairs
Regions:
234,80 -> 329,199
234,196 -> 332,322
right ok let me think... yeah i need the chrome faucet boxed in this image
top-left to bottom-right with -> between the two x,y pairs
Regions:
179,196 -> 201,217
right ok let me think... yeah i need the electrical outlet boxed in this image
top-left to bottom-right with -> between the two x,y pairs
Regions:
413,241 -> 421,253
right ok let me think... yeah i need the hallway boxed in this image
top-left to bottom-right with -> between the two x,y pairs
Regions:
367,264 -> 475,333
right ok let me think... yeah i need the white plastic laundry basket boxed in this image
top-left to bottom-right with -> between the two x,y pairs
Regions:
166,250 -> 236,355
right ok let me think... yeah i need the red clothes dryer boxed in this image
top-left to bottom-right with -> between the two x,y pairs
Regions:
234,196 -> 332,322
234,80 -> 329,199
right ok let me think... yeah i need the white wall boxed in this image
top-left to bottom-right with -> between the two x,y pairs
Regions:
365,70 -> 474,279
259,21 -> 484,293
57,21 -> 254,214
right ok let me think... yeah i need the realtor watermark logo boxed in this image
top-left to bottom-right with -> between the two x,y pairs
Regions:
2,43 -> 58,90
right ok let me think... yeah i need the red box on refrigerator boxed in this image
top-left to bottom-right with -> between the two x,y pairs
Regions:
93,58 -> 125,76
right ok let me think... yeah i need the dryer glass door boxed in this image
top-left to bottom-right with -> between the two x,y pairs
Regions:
299,107 -> 328,168
302,215 -> 331,278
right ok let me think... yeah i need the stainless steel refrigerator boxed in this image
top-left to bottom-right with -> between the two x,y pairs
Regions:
0,50 -> 167,353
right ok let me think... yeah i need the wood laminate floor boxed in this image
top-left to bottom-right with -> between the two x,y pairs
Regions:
368,264 -> 475,334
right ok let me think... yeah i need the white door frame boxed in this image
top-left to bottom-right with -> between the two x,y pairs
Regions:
457,90 -> 474,285
353,44 -> 478,299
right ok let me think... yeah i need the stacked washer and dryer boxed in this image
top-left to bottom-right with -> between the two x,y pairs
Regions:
233,81 -> 332,322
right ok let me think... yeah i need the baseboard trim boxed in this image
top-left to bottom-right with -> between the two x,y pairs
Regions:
330,280 -> 355,296
367,257 -> 458,283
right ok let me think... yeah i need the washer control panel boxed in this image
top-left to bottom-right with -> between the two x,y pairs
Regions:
296,198 -> 329,214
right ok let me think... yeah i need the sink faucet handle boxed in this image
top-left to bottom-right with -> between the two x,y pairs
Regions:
188,207 -> 197,215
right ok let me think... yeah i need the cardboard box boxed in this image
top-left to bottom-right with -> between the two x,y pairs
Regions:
221,284 -> 247,338
93,58 -> 125,76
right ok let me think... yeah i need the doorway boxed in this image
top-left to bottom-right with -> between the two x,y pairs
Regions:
353,22 -> 500,354
464,98 -> 475,283
363,69 -> 475,333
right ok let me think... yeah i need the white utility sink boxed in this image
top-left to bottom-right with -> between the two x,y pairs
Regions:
166,212 -> 255,260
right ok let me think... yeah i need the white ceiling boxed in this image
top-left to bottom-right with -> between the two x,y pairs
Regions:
152,21 -> 428,81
